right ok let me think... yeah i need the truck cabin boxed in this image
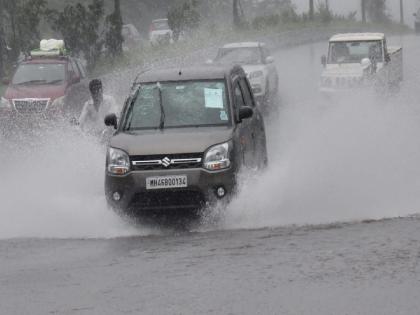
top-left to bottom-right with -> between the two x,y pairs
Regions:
327,33 -> 388,65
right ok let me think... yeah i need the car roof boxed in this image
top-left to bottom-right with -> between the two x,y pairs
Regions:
330,33 -> 385,42
135,65 -> 240,83
21,58 -> 68,65
222,42 -> 265,49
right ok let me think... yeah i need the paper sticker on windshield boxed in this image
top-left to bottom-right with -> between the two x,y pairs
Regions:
220,110 -> 228,121
204,88 -> 223,108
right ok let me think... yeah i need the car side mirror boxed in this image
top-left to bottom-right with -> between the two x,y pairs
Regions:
238,106 -> 253,122
265,56 -> 274,64
321,55 -> 327,67
104,113 -> 118,129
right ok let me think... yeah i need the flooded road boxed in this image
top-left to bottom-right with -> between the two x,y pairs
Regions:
1,34 -> 420,314
2,217 -> 420,314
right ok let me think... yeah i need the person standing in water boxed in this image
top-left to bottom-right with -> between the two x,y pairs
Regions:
79,79 -> 118,137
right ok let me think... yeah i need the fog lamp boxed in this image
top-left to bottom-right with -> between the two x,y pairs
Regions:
216,187 -> 226,198
113,192 -> 121,201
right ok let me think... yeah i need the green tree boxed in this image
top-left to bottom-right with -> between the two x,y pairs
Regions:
105,0 -> 124,58
309,0 -> 314,20
0,0 -> 5,79
316,2 -> 332,24
47,0 -> 105,71
3,0 -> 46,61
233,0 -> 245,29
361,0 -> 366,23
366,0 -> 390,23
167,0 -> 200,41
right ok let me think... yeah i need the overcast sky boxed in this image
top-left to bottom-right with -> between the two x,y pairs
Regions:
292,0 -> 420,25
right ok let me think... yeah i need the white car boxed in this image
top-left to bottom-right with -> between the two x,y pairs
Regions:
149,19 -> 173,46
122,24 -> 142,50
211,42 -> 279,107
320,33 -> 403,94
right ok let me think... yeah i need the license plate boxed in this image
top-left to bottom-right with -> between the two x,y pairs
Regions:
146,175 -> 188,190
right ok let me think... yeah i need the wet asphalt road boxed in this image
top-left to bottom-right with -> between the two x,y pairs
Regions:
2,34 -> 420,314
2,217 -> 420,315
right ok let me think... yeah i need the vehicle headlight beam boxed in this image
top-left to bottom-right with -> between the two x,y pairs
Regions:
203,142 -> 231,171
107,147 -> 131,175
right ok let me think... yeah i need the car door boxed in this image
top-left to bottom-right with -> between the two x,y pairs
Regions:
75,59 -> 90,107
239,76 -> 266,167
262,46 -> 278,91
66,58 -> 88,116
233,78 -> 254,168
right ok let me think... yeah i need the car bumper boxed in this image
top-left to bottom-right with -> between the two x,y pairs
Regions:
105,167 -> 236,212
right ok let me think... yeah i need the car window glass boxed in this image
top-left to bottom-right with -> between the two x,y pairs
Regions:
75,60 -> 87,78
124,80 -> 230,130
239,78 -> 254,107
12,63 -> 66,85
234,82 -> 246,108
152,20 -> 170,30
216,47 -> 262,65
70,60 -> 80,77
261,47 -> 268,61
122,26 -> 130,38
328,40 -> 383,63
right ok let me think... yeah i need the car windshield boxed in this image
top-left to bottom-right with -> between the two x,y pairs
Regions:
122,26 -> 131,37
215,47 -> 262,65
123,80 -> 230,130
328,40 -> 383,64
12,63 -> 66,85
152,20 -> 169,30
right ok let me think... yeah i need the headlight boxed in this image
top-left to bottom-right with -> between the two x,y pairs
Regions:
249,71 -> 264,79
49,96 -> 65,108
107,147 -> 130,175
0,97 -> 11,109
203,142 -> 231,171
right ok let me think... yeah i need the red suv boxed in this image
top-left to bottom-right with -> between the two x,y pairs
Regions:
1,54 -> 89,121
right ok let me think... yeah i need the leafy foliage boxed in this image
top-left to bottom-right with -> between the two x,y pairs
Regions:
105,0 -> 124,58
47,0 -> 105,71
252,1 -> 298,29
366,0 -> 390,23
2,0 -> 46,60
315,2 -> 332,24
0,0 -> 46,78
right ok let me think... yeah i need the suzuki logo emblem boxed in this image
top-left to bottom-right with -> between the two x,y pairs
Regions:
161,157 -> 171,167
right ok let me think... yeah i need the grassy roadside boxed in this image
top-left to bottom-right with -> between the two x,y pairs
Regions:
93,19 -> 411,78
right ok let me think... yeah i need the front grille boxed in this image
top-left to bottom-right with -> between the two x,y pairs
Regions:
13,99 -> 49,114
130,190 -> 205,210
131,153 -> 203,171
332,77 -> 362,89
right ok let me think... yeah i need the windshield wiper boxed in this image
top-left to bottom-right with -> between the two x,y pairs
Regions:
15,79 -> 47,85
157,83 -> 165,130
46,79 -> 64,85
